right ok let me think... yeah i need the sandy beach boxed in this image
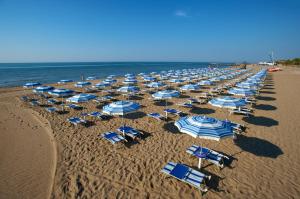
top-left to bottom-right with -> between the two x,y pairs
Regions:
0,65 -> 300,199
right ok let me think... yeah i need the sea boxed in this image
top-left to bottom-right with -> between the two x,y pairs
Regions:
0,62 -> 232,87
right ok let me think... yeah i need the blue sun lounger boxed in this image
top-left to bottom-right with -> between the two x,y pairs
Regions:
186,145 -> 229,169
47,99 -> 59,104
147,113 -> 165,121
177,102 -> 193,108
67,117 -> 87,125
88,111 -> 107,120
164,108 -> 182,116
117,126 -> 143,139
30,100 -> 40,106
66,104 -> 82,110
101,132 -> 126,144
45,107 -> 58,113
161,162 -> 209,192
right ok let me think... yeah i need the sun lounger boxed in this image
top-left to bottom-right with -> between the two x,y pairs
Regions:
88,111 -> 108,120
186,145 -> 229,168
66,104 -> 82,110
177,103 -> 193,108
47,99 -> 59,104
229,108 -> 253,117
164,108 -> 182,116
30,100 -> 40,106
223,120 -> 246,133
161,162 -> 210,192
117,126 -> 143,139
147,113 -> 165,121
101,131 -> 126,144
188,98 -> 199,104
67,117 -> 87,125
20,96 -> 29,101
45,107 -> 58,113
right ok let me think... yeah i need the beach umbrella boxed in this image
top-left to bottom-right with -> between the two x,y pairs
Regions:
198,80 -> 212,86
117,85 -> 139,93
180,84 -> 200,91
175,115 -> 234,140
123,78 -> 138,84
146,82 -> 165,88
58,79 -> 73,84
209,96 -> 246,109
66,93 -> 97,103
152,90 -> 180,118
23,82 -> 41,88
48,88 -> 74,97
169,79 -> 184,83
143,76 -> 156,82
228,87 -> 256,97
86,76 -> 97,80
33,86 -> 54,93
74,81 -> 92,88
103,100 -> 141,129
93,82 -> 111,88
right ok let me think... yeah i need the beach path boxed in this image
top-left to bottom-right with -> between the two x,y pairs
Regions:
0,90 -> 56,199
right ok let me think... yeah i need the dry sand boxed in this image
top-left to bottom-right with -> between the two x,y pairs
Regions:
0,66 -> 300,199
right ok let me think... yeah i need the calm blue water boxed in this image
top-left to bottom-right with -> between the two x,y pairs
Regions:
0,62 -> 232,87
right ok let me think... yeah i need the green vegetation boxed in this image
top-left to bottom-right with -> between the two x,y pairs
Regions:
277,58 -> 300,65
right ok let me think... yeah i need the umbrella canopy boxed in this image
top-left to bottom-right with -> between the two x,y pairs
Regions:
93,82 -> 111,88
175,115 -> 234,140
143,76 -> 156,81
86,76 -> 97,80
48,88 -> 74,97
198,80 -> 212,86
58,79 -> 73,84
123,78 -> 138,84
23,82 -> 41,88
152,90 -> 180,99
66,93 -> 97,103
169,79 -> 184,83
180,84 -> 200,91
103,100 -> 140,116
117,85 -> 139,93
228,87 -> 256,96
75,81 -> 92,87
146,82 -> 165,88
33,86 -> 54,93
209,96 -> 247,109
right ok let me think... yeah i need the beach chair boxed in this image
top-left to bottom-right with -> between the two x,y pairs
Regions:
223,120 -> 246,133
66,104 -> 82,110
188,98 -> 199,104
161,162 -> 210,193
164,108 -> 182,116
67,117 -> 87,125
186,145 -> 229,169
229,107 -> 253,117
30,100 -> 40,106
88,111 -> 108,120
147,113 -> 166,121
177,102 -> 193,108
101,132 -> 126,144
47,99 -> 59,104
117,126 -> 143,140
45,107 -> 58,113
20,96 -> 29,102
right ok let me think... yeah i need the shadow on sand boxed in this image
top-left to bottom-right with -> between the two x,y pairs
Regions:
124,111 -> 146,119
253,104 -> 277,111
154,101 -> 174,106
190,107 -> 215,115
234,134 -> 283,158
163,122 -> 180,133
256,96 -> 276,101
259,91 -> 276,94
243,116 -> 278,127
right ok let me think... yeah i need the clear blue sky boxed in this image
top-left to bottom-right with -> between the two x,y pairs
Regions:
0,0 -> 299,63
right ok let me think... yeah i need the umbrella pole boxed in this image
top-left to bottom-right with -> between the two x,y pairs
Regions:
165,99 -> 168,119
198,158 -> 202,169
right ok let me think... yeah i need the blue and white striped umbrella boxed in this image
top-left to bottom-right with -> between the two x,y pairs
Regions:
123,78 -> 138,84
152,90 -> 180,99
48,88 -> 74,97
209,96 -> 247,109
228,87 -> 256,96
66,93 -> 97,103
86,76 -> 97,80
143,76 -> 156,81
23,82 -> 41,88
146,82 -> 165,88
58,79 -> 73,84
75,81 -> 92,87
117,85 -> 139,93
198,80 -> 212,86
103,79 -> 117,84
103,100 -> 140,116
175,115 -> 234,140
180,84 -> 200,91
33,86 -> 54,93
93,82 -> 111,88
169,79 -> 184,83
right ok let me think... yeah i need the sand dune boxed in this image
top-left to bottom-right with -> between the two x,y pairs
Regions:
0,66 -> 300,198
